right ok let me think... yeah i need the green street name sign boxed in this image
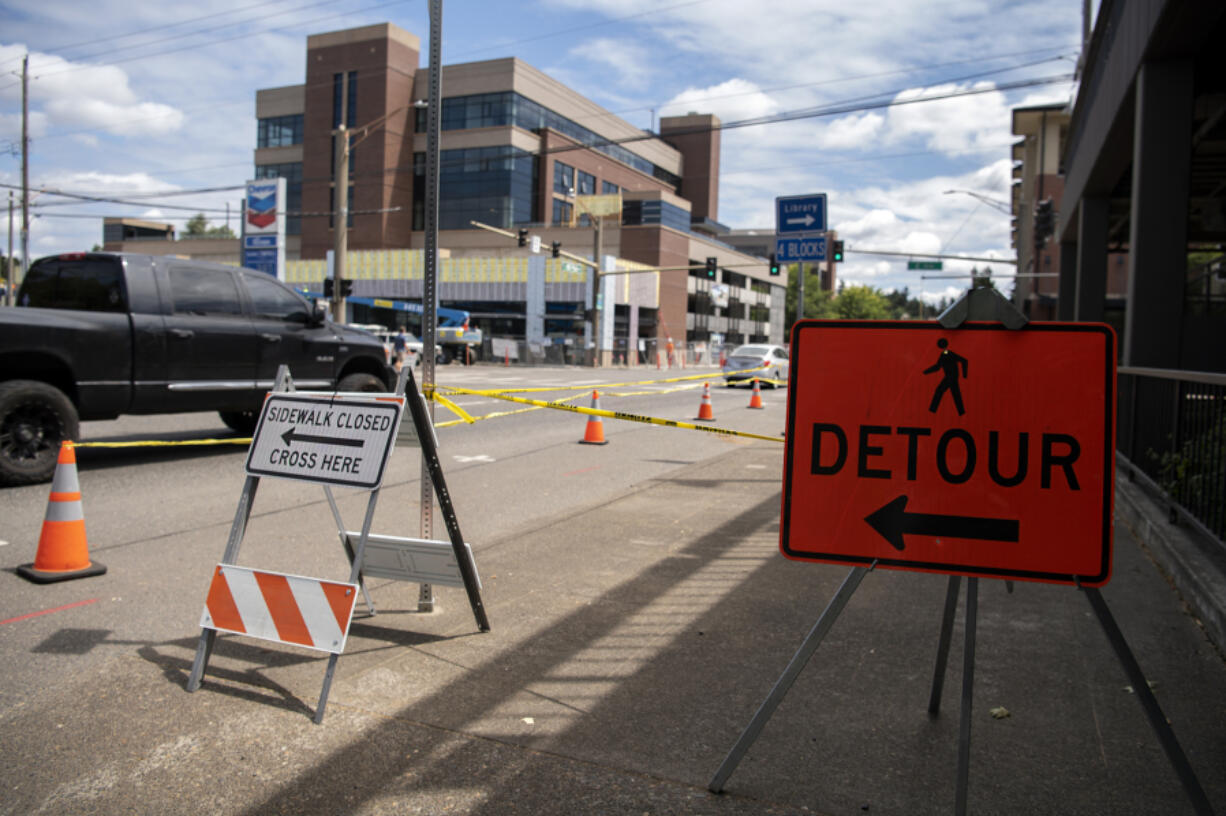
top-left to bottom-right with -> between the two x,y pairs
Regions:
907,260 -> 943,270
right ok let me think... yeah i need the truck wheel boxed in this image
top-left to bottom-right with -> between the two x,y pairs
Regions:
0,380 -> 80,487
219,410 -> 259,435
337,373 -> 385,393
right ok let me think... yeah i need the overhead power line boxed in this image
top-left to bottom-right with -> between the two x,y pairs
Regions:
0,0 -> 319,69
0,0 -> 411,90
0,181 -> 246,212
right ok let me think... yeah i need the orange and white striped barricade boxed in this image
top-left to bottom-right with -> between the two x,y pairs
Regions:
186,365 -> 489,723
200,565 -> 358,655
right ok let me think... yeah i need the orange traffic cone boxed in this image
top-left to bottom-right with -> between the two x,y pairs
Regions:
695,382 -> 715,421
17,442 -> 106,584
579,390 -> 609,445
748,379 -> 765,409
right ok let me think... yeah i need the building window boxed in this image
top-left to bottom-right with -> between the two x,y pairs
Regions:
622,199 -> 691,233
602,180 -> 620,195
254,162 -> 303,236
553,162 -> 574,194
436,91 -> 681,192
257,114 -> 303,148
552,199 -> 573,226
577,170 -> 595,195
422,146 -> 538,231
333,71 -> 357,129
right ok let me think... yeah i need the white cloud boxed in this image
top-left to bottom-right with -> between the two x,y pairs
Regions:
884,82 -> 1014,156
567,38 -> 654,91
817,112 -> 885,149
39,170 -> 181,197
659,78 -> 778,124
0,44 -> 185,138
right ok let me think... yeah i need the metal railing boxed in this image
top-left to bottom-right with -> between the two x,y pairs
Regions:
1118,367 -> 1226,547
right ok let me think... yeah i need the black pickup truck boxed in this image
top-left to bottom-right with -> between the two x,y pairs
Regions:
0,252 -> 394,486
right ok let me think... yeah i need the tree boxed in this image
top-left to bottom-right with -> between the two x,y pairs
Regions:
182,213 -> 235,239
832,285 -> 892,319
784,263 -> 835,332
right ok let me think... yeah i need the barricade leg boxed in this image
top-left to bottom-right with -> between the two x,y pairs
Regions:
928,574 -> 962,714
709,565 -> 870,793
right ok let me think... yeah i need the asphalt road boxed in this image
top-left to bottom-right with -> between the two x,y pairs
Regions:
0,363 -> 782,713
3,363 -> 1223,816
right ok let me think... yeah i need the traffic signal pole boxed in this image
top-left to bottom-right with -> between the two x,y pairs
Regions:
332,125 -> 348,323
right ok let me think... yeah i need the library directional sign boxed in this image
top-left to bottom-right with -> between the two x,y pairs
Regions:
776,194 -> 827,234
246,392 -> 405,489
776,235 -> 828,263
781,321 -> 1117,586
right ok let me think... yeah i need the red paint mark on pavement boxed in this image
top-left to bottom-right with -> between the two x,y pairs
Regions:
1,598 -> 99,626
563,466 -> 601,477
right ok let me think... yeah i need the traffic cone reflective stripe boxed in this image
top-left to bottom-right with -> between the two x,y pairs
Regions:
748,379 -> 765,409
18,441 -> 107,584
695,382 -> 715,421
579,390 -> 608,445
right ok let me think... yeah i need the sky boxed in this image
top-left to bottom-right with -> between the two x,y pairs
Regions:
0,0 -> 1090,303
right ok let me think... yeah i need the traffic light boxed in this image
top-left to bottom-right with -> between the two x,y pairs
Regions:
551,241 -> 561,258
1033,198 -> 1055,249
705,257 -> 717,278
517,228 -> 528,247
769,254 -> 780,276
340,279 -> 354,297
323,278 -> 334,297
832,240 -> 844,263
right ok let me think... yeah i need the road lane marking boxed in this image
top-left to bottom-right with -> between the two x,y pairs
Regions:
2,598 -> 99,626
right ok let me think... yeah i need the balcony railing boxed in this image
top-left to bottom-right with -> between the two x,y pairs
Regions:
1118,367 -> 1226,547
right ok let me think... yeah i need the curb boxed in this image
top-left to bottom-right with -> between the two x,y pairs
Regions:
1114,469 -> 1226,656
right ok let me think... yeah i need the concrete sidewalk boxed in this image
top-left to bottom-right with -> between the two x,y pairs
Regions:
2,444 -> 1224,815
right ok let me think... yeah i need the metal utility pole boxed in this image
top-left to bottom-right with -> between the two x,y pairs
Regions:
21,55 -> 29,277
6,192 -> 13,306
591,213 -> 602,366
331,123 -> 348,323
797,262 -> 805,321
418,0 -> 444,613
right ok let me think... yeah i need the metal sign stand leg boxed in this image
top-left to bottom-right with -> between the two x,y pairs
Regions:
927,574 -> 978,816
927,574 -> 962,714
404,367 -> 490,632
708,564 -> 872,793
324,485 -> 375,615
188,367 -> 297,693
954,577 -> 978,816
1082,585 -> 1213,815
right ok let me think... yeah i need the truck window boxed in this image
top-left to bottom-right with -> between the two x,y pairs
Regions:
169,265 -> 243,315
243,272 -> 311,322
19,257 -> 127,312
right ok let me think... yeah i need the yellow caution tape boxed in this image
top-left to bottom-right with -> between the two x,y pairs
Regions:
432,391 -> 478,424
74,438 -> 252,448
442,386 -> 785,444
433,392 -> 587,429
447,365 -> 768,396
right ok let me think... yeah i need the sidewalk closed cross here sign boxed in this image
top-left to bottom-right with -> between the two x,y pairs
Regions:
782,321 -> 1116,586
246,392 -> 404,489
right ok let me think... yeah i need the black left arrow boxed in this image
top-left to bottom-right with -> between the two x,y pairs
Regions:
864,495 -> 1019,552
281,427 -> 364,448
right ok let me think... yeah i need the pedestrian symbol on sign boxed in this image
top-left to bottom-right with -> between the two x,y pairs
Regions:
923,338 -> 968,416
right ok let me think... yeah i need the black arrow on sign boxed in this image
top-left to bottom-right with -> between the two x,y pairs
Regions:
280,427 -> 365,448
864,495 -> 1019,552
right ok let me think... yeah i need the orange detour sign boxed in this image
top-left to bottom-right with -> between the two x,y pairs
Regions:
781,321 -> 1116,586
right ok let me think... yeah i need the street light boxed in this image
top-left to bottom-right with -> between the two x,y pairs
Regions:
331,105 -> 409,321
943,189 -> 1012,215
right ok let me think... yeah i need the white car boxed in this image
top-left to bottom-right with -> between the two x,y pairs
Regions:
722,344 -> 789,387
